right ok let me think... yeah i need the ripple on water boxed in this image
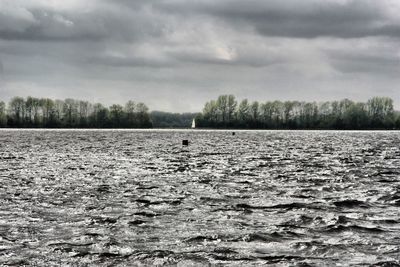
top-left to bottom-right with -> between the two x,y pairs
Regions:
0,130 -> 400,266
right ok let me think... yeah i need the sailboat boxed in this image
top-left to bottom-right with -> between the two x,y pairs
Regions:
191,118 -> 196,129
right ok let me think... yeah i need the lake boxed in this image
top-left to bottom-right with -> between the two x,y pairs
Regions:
0,130 -> 399,266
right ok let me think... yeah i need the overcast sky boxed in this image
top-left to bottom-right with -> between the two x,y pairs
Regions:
0,0 -> 399,112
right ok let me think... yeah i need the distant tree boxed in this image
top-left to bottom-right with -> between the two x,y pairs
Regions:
367,97 -> 394,128
250,101 -> 259,120
91,103 -> 109,128
237,99 -> 250,127
342,102 -> 367,129
0,94 -> 398,130
109,104 -> 124,128
283,101 -> 296,127
226,95 -> 237,124
250,101 -> 260,127
0,101 -> 6,127
78,101 -> 91,127
395,112 -> 400,129
124,100 -> 137,127
318,101 -> 333,128
31,97 -> 41,126
202,100 -> 218,126
63,99 -> 79,127
54,100 -> 64,126
25,96 -> 34,126
260,102 -> 274,128
216,95 -> 228,124
136,102 -> 152,128
0,96 -> 154,128
271,101 -> 284,127
40,98 -> 57,127
8,97 -> 26,127
199,95 -> 398,130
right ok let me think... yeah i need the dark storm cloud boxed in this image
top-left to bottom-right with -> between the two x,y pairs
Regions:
155,0 -> 400,39
0,1 -> 164,42
4,0 -> 399,42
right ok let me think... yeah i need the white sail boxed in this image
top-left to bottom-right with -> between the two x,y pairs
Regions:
191,119 -> 196,128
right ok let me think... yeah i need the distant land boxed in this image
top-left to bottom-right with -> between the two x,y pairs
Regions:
0,95 -> 399,130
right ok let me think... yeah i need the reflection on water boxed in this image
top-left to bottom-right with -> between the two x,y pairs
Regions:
0,130 -> 400,266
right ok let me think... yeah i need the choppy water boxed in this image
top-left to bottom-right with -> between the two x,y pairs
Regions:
0,130 -> 400,266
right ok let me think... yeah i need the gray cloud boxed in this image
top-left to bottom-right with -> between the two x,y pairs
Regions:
88,54 -> 174,68
327,49 -> 400,75
0,1 -> 164,42
155,0 -> 400,39
0,0 -> 399,111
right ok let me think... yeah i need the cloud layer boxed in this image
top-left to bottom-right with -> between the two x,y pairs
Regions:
0,0 -> 399,111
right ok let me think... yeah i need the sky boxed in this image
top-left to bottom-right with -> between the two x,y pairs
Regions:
0,0 -> 399,112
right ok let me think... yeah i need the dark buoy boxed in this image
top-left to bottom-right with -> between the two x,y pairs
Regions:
182,140 -> 189,146
232,132 -> 236,136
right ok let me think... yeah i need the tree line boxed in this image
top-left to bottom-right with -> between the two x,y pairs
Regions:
1,95 -> 399,129
0,97 -> 152,128
196,95 -> 400,129
150,111 -> 200,128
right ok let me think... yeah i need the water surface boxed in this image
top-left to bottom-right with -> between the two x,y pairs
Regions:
0,130 -> 400,266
